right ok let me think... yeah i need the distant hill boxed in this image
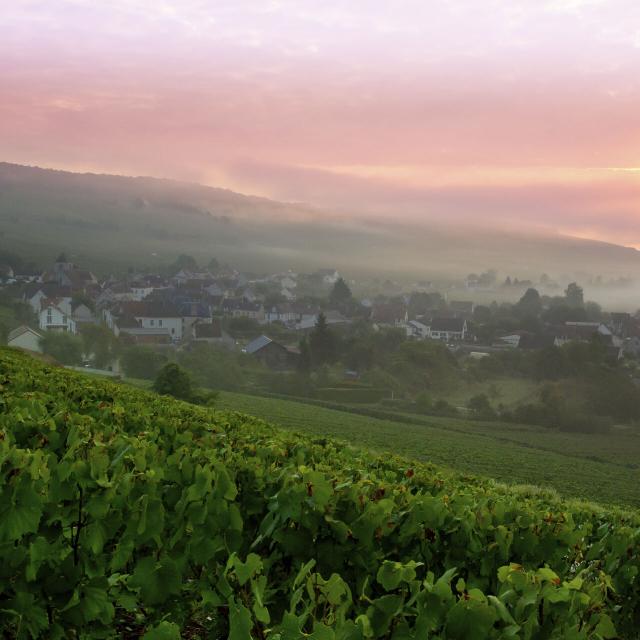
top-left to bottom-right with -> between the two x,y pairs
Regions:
1,162 -> 639,286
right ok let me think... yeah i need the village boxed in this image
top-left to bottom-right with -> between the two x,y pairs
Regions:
1,253 -> 639,372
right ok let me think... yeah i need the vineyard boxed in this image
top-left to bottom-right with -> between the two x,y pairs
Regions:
216,391 -> 640,508
1,347 -> 639,639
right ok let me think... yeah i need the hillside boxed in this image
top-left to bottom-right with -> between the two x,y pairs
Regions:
1,162 -> 640,283
215,390 -> 640,508
1,347 -> 639,638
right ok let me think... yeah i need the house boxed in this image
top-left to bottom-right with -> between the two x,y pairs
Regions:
242,335 -> 298,370
130,286 -> 156,301
7,325 -> 43,352
204,283 -> 225,297
24,283 -> 72,313
553,322 -> 612,347
12,269 -> 41,283
265,302 -> 318,326
179,302 -> 212,335
117,327 -> 173,345
222,298 -> 265,322
429,317 -> 467,342
266,303 -> 297,324
43,259 -> 97,291
39,302 -> 77,334
58,269 -> 98,291
495,332 -> 528,348
406,319 -> 431,339
191,319 -> 235,348
609,312 -> 634,338
106,301 -> 183,340
296,310 -> 350,331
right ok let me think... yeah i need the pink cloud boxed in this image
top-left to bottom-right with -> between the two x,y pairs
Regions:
1,1 -> 639,245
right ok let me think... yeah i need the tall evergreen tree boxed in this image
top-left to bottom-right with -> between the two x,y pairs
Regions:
297,336 -> 312,374
565,282 -> 584,308
329,277 -> 352,307
309,312 -> 336,366
516,288 -> 542,317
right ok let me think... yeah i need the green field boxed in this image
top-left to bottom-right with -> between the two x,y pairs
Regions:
216,390 -> 640,508
438,376 -> 539,408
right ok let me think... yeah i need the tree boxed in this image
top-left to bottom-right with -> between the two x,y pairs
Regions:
168,254 -> 199,275
565,282 -> 584,308
121,346 -> 167,379
12,302 -> 36,325
309,312 -> 337,366
297,336 -> 312,374
153,363 -> 194,401
39,332 -> 84,365
472,305 -> 492,323
176,343 -> 244,390
408,292 -> 445,316
329,277 -> 352,307
467,393 -> 496,420
80,324 -> 118,369
516,288 -> 542,317
207,257 -> 220,272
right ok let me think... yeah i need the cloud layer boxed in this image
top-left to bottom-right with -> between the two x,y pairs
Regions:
1,1 -> 639,245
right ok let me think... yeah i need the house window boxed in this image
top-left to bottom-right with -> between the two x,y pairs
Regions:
171,328 -> 175,335
62,315 -> 67,324
158,319 -> 163,327
150,319 -> 155,326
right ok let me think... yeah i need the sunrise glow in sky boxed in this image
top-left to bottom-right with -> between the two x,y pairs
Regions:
1,1 -> 639,245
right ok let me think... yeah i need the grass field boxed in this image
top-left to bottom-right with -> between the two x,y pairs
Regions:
438,376 -> 539,408
216,390 -> 640,508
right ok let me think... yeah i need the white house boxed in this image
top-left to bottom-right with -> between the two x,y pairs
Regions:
134,313 -> 182,340
406,320 -> 431,339
7,326 -> 43,352
39,303 -> 77,334
429,317 -> 467,342
497,334 -> 522,348
105,301 -> 184,340
25,286 -> 71,314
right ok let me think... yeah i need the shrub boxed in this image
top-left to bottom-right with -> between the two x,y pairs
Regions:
39,331 -> 84,365
153,363 -> 194,401
121,346 -> 167,379
467,393 -> 497,420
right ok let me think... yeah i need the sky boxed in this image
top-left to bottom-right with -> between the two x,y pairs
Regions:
1,0 -> 639,246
